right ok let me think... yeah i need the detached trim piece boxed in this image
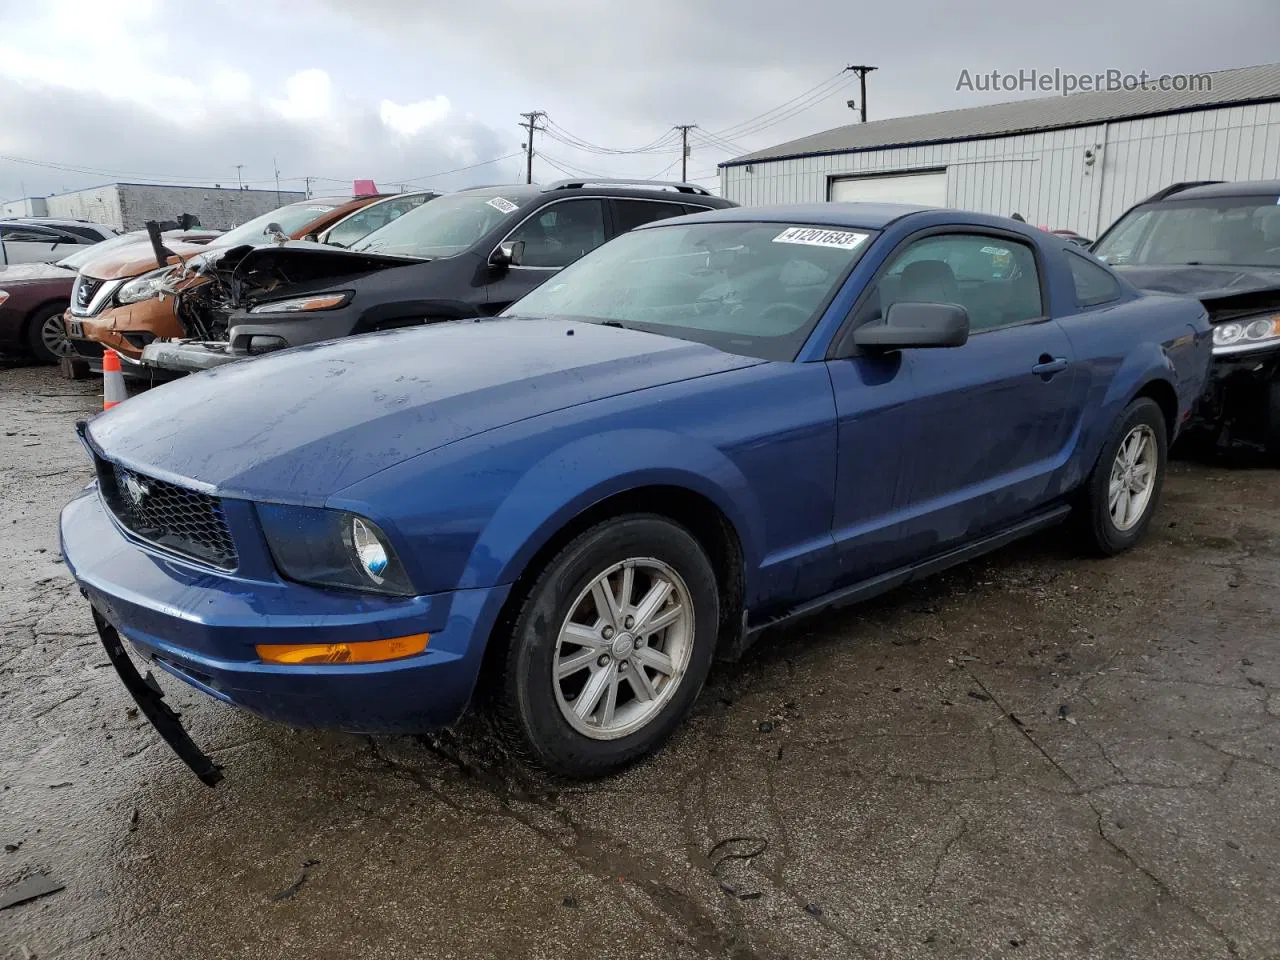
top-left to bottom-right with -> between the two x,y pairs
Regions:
92,606 -> 224,787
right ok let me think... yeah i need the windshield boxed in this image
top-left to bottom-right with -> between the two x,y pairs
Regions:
1094,196 -> 1280,268
55,232 -> 148,270
504,221 -> 875,361
214,200 -> 342,248
352,190 -> 532,258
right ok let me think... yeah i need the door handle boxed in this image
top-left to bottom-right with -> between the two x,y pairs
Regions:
1032,356 -> 1069,379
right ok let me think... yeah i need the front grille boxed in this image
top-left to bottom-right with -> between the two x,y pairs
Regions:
71,275 -> 105,315
97,459 -> 238,569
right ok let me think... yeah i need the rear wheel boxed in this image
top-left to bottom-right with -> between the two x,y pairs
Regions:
26,304 -> 73,364
494,515 -> 719,778
1080,397 -> 1167,555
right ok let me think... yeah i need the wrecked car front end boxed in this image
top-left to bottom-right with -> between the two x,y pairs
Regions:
144,243 -> 421,372
1114,265 -> 1280,453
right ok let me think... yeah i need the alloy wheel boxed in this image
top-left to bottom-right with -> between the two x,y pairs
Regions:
41,312 -> 74,358
552,558 -> 694,741
1108,424 -> 1158,531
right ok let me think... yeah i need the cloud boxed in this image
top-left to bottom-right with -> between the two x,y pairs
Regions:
268,69 -> 335,123
1,0 -> 1277,201
380,96 -> 452,138
0,2 -> 516,202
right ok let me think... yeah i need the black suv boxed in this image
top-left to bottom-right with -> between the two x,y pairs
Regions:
1093,180 -> 1280,455
146,180 -> 734,373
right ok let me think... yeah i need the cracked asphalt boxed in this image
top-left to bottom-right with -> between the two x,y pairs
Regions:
2,360 -> 1279,959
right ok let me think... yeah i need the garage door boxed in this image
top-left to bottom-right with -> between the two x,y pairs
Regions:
830,171 -> 948,206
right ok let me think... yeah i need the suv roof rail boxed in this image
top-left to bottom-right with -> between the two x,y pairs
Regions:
1142,180 -> 1225,203
543,178 -> 714,197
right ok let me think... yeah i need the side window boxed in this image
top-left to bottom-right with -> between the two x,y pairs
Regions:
873,233 -> 1043,333
1,225 -> 57,243
612,199 -> 686,234
507,199 -> 606,268
324,208 -> 376,247
1067,252 -> 1122,306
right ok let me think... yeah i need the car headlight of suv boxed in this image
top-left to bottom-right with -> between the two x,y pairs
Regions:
256,503 -> 414,596
248,292 -> 350,314
116,267 -> 174,305
1212,314 -> 1280,355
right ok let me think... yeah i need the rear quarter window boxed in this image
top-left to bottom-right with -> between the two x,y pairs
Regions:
1067,251 -> 1122,306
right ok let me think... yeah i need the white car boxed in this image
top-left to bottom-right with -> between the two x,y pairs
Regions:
0,219 -> 119,265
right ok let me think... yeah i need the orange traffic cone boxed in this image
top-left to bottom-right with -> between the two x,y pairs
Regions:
103,349 -> 128,410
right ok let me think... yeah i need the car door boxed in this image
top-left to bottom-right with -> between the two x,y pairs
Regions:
483,198 -> 608,313
836,229 -> 1087,571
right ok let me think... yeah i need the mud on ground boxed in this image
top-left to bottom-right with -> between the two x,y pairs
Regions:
2,362 -> 1278,959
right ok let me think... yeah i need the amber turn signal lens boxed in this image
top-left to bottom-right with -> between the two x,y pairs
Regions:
256,634 -> 428,665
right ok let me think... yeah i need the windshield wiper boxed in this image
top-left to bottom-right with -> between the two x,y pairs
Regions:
598,320 -> 628,329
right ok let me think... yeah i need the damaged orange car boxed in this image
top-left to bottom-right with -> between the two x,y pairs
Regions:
65,196 -> 389,373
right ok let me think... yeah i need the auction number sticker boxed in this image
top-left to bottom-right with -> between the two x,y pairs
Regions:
773,227 -> 868,249
487,197 -> 519,214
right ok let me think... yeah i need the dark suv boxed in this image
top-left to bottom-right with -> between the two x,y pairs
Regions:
145,180 -> 734,373
1093,180 -> 1280,455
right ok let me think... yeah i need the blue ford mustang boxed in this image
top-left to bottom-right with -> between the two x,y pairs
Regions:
61,203 -> 1211,782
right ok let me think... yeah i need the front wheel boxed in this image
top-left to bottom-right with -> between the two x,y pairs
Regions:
26,304 -> 73,364
1080,397 -> 1167,555
494,515 -> 719,778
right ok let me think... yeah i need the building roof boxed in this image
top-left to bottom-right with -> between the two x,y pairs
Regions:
723,62 -> 1280,168
42,182 -> 307,199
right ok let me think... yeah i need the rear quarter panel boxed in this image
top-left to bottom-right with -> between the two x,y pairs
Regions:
1055,283 -> 1211,480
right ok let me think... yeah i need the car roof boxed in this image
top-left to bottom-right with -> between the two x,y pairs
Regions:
453,181 -> 734,207
1163,180 -> 1280,201
3,217 -> 114,228
658,202 -> 934,230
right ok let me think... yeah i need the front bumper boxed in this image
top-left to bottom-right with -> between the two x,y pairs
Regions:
60,485 -> 510,735
141,339 -> 240,373
1187,343 -> 1280,444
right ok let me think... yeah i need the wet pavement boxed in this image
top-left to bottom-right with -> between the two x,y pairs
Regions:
2,360 -> 1278,960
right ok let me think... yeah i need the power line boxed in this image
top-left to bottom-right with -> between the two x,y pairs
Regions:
536,150 -> 604,179
542,118 -> 680,155
710,69 -> 850,139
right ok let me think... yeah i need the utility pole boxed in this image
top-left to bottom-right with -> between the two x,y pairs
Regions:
235,164 -> 244,190
303,176 -> 313,199
674,125 -> 696,181
518,111 -> 547,184
273,156 -> 281,204
846,65 -> 878,123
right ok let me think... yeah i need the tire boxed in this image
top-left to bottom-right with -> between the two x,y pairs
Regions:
26,303 -> 73,364
1079,397 -> 1167,556
494,514 -> 719,778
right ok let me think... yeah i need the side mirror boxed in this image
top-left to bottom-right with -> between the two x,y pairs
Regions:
853,301 -> 970,351
304,231 -> 320,243
490,240 -> 524,269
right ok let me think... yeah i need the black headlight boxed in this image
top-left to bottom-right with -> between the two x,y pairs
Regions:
256,503 -> 414,596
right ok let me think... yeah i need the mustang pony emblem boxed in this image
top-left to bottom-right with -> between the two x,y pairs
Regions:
122,473 -> 150,508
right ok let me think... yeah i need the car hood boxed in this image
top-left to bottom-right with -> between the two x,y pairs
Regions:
86,318 -> 763,502
1114,264 -> 1280,305
0,261 -> 74,284
80,240 -> 213,280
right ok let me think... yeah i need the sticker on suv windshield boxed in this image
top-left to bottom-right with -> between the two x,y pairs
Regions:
487,197 -> 519,214
773,227 -> 869,249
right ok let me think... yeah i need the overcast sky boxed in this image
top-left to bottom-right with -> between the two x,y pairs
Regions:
1,0 -> 1276,204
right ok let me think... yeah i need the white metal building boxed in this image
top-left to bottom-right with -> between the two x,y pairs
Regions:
3,183 -> 306,232
721,63 -> 1280,238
